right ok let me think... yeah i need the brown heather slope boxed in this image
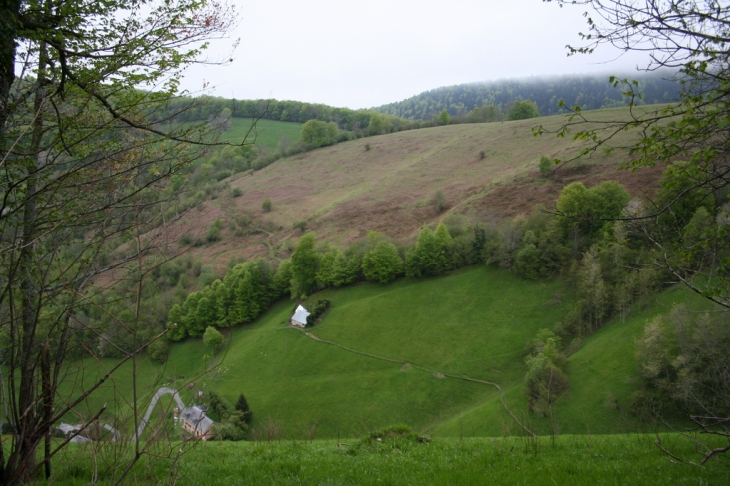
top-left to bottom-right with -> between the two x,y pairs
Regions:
172,106 -> 667,273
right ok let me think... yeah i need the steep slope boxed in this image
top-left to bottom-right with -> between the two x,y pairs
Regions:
172,105 -> 666,271
74,266 -> 710,439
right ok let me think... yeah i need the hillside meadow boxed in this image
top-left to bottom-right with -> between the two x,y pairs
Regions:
172,105 -> 668,272
60,266 -> 570,438
52,264 -> 716,442
218,117 -> 303,151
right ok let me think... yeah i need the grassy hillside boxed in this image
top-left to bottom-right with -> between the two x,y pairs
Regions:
162,266 -> 574,438
63,264 -> 715,441
60,266 -> 572,437
435,280 -> 715,437
219,117 -> 303,151
171,105 -> 667,270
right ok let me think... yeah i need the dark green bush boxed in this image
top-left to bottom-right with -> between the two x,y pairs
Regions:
347,425 -> 427,455
215,170 -> 232,181
306,299 -> 331,327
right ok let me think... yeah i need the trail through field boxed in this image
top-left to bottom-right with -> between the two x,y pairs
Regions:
298,329 -> 535,436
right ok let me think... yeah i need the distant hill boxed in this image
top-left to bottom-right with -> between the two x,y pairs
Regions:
373,71 -> 680,120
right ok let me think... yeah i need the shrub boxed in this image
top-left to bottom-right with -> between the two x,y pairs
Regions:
293,220 -> 307,233
364,143 -> 371,152
479,150 -> 486,160
539,155 -> 552,176
236,214 -> 251,227
208,390 -> 233,420
262,199 -> 272,212
347,425 -> 426,455
306,299 -> 331,327
179,234 -> 193,246
147,338 -> 169,364
205,225 -> 221,243
432,190 -> 447,213
215,170 -> 232,181
229,187 -> 242,198
212,421 -> 247,441
235,393 -> 253,425
203,326 -> 223,352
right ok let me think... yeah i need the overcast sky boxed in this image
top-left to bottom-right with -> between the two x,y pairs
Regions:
180,0 -> 650,109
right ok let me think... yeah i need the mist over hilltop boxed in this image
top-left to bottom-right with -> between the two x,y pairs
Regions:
374,71 -> 681,120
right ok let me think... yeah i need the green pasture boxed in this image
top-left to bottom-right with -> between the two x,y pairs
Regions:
44,266 -> 713,441
162,266 -> 574,438
50,266 -> 576,438
435,281 -> 715,437
49,433 -> 730,485
219,118 -> 302,150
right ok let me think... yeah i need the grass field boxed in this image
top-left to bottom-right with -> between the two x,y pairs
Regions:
219,118 -> 303,151
52,266 -> 574,438
52,264 -> 717,442
163,266 -> 576,438
433,282 -> 717,437
49,432 -> 730,485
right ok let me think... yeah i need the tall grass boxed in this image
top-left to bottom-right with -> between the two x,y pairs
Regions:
49,433 -> 730,485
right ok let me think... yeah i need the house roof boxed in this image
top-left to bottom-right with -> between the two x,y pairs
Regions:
292,305 -> 310,324
181,406 -> 214,435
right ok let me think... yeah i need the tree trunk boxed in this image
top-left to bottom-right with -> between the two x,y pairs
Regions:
8,38 -> 48,486
0,0 -> 20,140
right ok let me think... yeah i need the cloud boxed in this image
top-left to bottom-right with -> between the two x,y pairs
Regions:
181,0 -> 650,108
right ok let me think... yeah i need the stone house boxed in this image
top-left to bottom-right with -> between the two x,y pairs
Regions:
180,405 -> 215,440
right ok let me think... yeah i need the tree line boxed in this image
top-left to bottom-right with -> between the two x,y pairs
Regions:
373,71 -> 680,120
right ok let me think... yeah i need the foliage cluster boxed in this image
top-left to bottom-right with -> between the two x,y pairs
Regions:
507,100 -> 540,120
305,300 -> 331,327
524,329 -> 568,415
346,425 -> 425,456
405,224 -> 454,278
166,259 -> 290,340
300,120 -> 339,148
208,391 -> 250,441
634,306 -> 730,421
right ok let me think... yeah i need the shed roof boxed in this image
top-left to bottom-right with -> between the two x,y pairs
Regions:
292,305 -> 310,325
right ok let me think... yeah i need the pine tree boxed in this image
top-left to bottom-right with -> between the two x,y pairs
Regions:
235,393 -> 253,424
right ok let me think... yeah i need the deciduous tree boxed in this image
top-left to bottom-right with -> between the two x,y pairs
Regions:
0,0 -> 236,482
291,232 -> 320,297
362,240 -> 403,284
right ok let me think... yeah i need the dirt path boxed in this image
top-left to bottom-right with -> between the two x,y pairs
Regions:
297,329 -> 535,436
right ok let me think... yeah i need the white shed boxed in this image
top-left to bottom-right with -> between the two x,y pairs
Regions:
291,305 -> 310,328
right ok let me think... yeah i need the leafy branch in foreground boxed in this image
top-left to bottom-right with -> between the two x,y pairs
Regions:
541,0 -> 730,308
0,0 -> 238,483
543,0 -> 730,461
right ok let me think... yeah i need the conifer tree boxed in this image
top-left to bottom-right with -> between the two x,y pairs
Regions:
235,393 -> 253,424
